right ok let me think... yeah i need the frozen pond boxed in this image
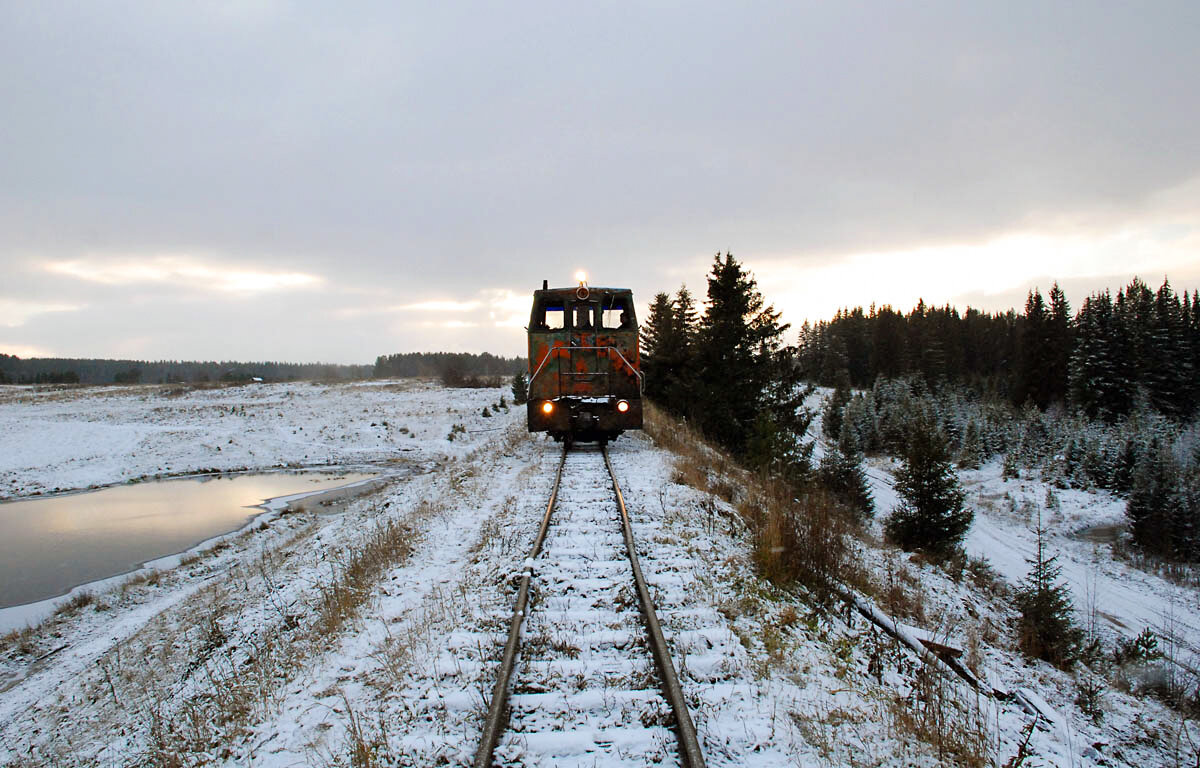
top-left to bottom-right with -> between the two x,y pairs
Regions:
0,472 -> 375,608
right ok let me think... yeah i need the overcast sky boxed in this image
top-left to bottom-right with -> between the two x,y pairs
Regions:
2,1 -> 1198,362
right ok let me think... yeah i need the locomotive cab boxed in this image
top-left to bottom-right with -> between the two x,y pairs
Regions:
527,280 -> 643,443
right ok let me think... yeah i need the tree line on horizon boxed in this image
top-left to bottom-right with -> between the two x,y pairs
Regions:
0,351 -> 528,386
372,351 -> 525,381
0,355 -> 373,385
797,276 -> 1200,420
805,275 -> 1200,566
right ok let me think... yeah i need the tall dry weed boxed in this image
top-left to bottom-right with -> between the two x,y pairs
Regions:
887,667 -> 993,768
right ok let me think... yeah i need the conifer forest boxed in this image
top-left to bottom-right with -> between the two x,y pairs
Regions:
642,262 -> 1200,565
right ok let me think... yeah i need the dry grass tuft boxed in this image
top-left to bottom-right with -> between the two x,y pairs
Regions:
53,589 -> 96,616
875,554 -> 927,623
122,568 -> 162,590
1,625 -> 38,656
340,691 -> 392,768
317,519 -> 413,635
965,555 -> 1009,599
746,480 -> 857,598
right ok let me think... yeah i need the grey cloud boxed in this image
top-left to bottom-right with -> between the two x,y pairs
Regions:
2,1 -> 1198,358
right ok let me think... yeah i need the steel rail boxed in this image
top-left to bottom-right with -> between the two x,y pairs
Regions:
473,444 -> 567,768
474,444 -> 706,767
603,446 -> 707,768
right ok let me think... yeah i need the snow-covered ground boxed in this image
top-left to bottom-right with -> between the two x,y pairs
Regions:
0,382 -> 1194,766
808,385 -> 1200,674
961,465 -> 1200,668
0,379 -> 504,500
804,386 -> 1199,768
859,458 -> 1200,663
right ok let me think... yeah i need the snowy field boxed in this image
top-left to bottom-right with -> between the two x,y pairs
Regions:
0,382 -> 1194,766
0,380 -> 505,500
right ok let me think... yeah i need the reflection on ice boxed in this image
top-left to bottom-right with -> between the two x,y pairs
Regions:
0,472 -> 374,609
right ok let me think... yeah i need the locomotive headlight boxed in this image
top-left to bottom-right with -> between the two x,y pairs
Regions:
616,399 -> 630,413
541,401 -> 555,415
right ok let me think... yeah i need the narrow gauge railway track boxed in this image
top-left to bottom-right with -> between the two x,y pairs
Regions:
475,444 -> 705,767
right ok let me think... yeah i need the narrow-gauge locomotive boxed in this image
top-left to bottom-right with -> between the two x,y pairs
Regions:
526,277 -> 643,443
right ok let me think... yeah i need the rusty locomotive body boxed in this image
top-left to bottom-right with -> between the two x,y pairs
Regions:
526,280 -> 643,443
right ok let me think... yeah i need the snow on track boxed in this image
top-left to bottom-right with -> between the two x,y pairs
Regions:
496,447 -> 677,765
611,442 -> 801,767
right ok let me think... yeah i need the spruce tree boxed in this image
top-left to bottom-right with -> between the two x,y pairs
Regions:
641,292 -> 677,403
673,284 -> 699,340
641,292 -> 673,357
841,392 -> 878,453
1014,513 -> 1083,667
1070,291 -> 1125,419
1013,289 -> 1056,408
819,419 -> 875,522
906,300 -> 941,385
884,412 -> 972,556
822,376 -> 852,441
1185,290 -> 1199,412
912,304 -> 961,388
870,305 -> 908,380
957,419 -> 985,469
510,372 -> 528,404
664,285 -> 700,414
1146,279 -> 1192,417
1116,278 -> 1155,405
693,253 -> 790,455
817,326 -> 850,387
1047,283 -> 1072,405
838,306 -> 873,387
1169,474 -> 1200,563
796,321 -> 825,381
1127,439 -> 1191,560
1191,290 -> 1200,410
746,411 -> 794,480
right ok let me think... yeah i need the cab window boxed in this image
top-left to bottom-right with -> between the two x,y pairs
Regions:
601,297 -> 635,330
571,303 -> 595,330
531,300 -> 565,331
